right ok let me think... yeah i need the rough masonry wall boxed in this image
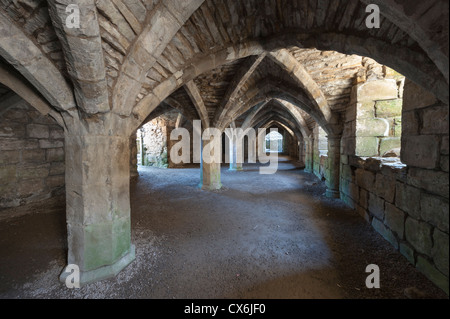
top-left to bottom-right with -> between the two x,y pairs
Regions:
0,98 -> 65,209
340,79 -> 449,294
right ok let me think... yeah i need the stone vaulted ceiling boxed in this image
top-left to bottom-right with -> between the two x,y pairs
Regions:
0,0 -> 448,138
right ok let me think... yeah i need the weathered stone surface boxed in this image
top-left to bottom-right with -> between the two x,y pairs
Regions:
356,118 -> 389,137
356,168 -> 375,192
405,218 -> 433,256
22,149 -> 46,163
395,182 -> 421,219
46,148 -> 65,162
421,105 -> 449,135
375,173 -> 396,203
432,229 -> 449,277
420,193 -> 449,233
401,135 -> 440,169
402,79 -> 438,111
399,242 -> 415,264
441,156 -> 449,173
416,256 -> 449,295
368,193 -> 385,220
0,166 -> 16,181
372,217 -> 398,250
359,188 -> 369,210
27,124 -> 49,139
18,165 -> 49,180
375,99 -> 403,118
402,110 -> 419,135
356,80 -> 399,103
379,138 -> 401,157
384,203 -> 405,239
355,136 -> 378,157
39,139 -> 64,149
0,138 -> 39,151
407,168 -> 449,199
49,162 -> 65,176
0,150 -> 20,165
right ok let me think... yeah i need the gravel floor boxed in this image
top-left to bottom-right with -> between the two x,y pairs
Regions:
0,157 -> 447,299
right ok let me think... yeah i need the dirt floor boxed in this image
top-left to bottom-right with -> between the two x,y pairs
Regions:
0,157 -> 447,299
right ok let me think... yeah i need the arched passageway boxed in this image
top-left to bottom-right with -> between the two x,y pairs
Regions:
0,0 -> 448,296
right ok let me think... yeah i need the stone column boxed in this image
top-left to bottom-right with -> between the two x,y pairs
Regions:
61,133 -> 135,285
325,136 -> 341,198
200,138 -> 222,190
304,137 -> 314,173
130,131 -> 138,178
229,135 -> 243,171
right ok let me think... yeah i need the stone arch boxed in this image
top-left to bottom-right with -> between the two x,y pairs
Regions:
0,10 -> 76,113
128,30 -> 447,135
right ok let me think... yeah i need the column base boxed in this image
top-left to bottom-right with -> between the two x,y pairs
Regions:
59,244 -> 136,287
229,167 -> 243,172
325,189 -> 340,198
200,182 -> 222,190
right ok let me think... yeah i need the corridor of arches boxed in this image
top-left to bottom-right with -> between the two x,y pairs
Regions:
0,0 -> 448,298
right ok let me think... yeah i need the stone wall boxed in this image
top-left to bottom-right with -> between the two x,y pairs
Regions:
344,77 -> 404,158
139,118 -> 169,168
340,79 -> 449,294
0,98 -> 65,209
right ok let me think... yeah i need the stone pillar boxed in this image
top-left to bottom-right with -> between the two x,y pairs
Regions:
61,133 -> 135,285
304,137 -> 314,173
229,136 -> 243,171
325,136 -> 341,198
130,131 -> 138,178
200,138 -> 222,190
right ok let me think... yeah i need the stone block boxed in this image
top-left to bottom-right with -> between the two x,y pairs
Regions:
416,256 -> 449,295
356,136 -> 379,157
401,135 -> 440,169
375,173 -> 396,203
46,148 -> 65,162
46,175 -> 65,188
359,188 -> 369,209
18,165 -> 49,180
0,123 -> 26,138
407,168 -> 449,199
402,79 -> 438,111
405,217 -> 433,256
379,137 -> 401,157
356,118 -> 389,137
384,203 -> 405,239
356,168 -> 375,192
0,165 -> 16,181
356,80 -> 399,103
420,193 -> 449,233
395,182 -> 421,219
50,162 -> 65,176
375,99 -> 403,118
17,178 -> 45,196
372,217 -> 398,250
0,138 -> 39,151
402,110 -> 419,135
49,126 -> 64,139
399,242 -> 415,264
368,193 -> 385,220
27,124 -> 49,139
39,139 -> 64,149
421,105 -> 449,135
441,136 -> 449,155
0,150 -> 20,165
22,149 -> 46,163
440,155 -> 449,172
432,229 -> 449,277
